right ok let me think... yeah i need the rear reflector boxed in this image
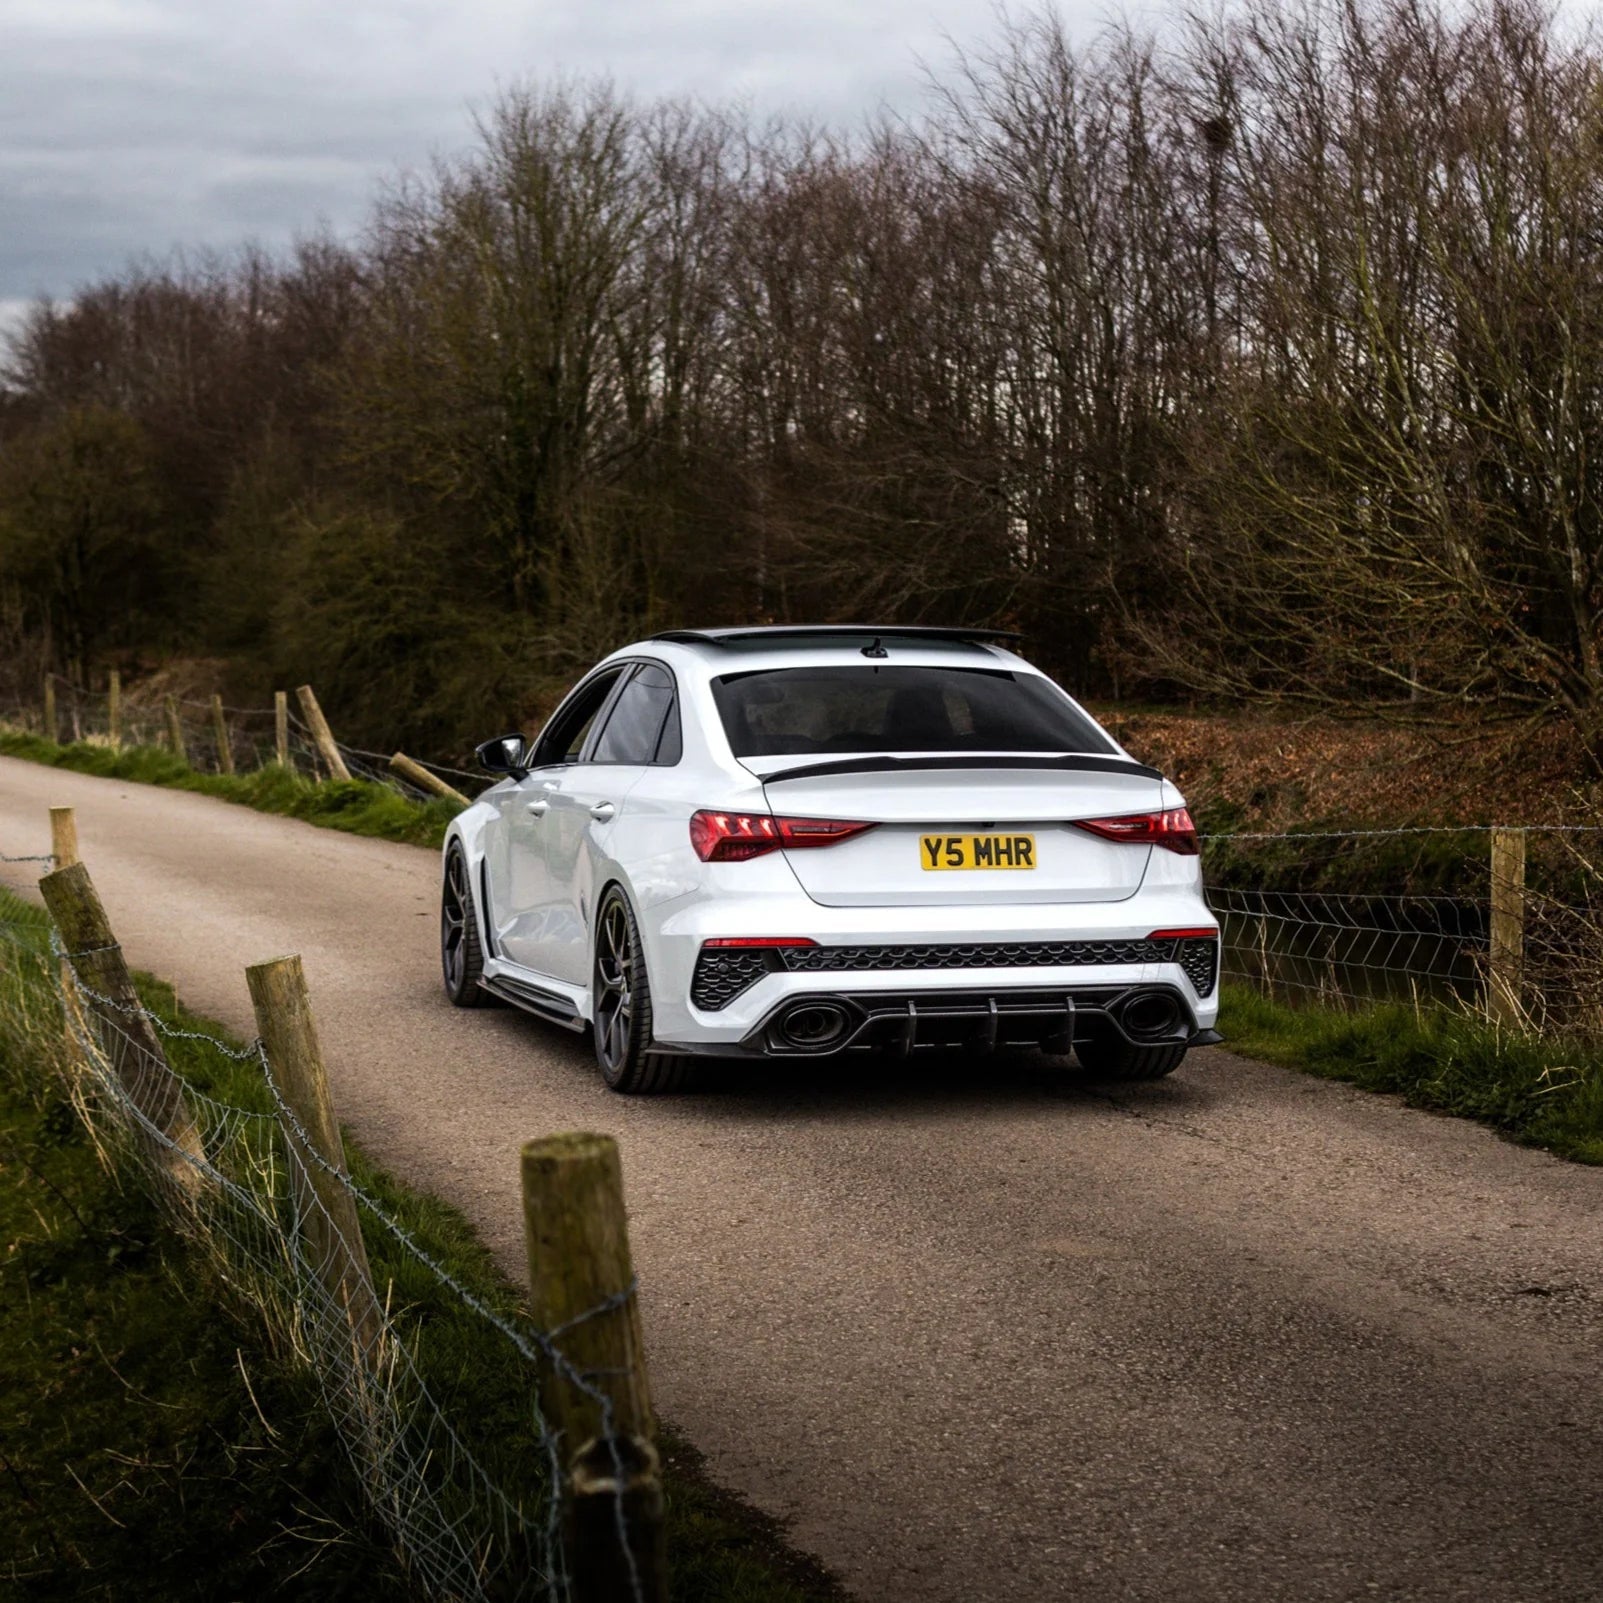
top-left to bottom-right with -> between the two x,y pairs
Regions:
1147,927 -> 1219,940
690,810 -> 878,862
1074,807 -> 1199,856
703,937 -> 820,948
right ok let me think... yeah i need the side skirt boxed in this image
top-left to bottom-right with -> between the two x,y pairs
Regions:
477,958 -> 590,1033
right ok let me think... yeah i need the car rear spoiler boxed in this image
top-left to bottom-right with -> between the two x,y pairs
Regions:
757,754 -> 1164,784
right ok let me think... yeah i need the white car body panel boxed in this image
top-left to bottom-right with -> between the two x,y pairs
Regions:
445,631 -> 1220,1063
759,766 -> 1158,905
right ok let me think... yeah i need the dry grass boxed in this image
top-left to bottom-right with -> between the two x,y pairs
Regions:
1098,705 -> 1600,835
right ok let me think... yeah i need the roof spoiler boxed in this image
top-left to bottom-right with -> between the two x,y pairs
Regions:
651,625 -> 1022,648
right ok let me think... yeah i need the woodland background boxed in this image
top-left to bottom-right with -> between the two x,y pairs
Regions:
3,0 -> 1602,772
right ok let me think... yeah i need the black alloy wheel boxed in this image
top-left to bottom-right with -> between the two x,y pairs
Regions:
591,886 -> 688,1094
441,844 -> 489,1007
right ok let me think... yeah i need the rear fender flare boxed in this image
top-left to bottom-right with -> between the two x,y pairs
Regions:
589,874 -> 643,980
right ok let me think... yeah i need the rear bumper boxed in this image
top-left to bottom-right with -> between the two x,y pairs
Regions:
656,981 -> 1209,1060
653,952 -> 1217,1049
643,886 -> 1220,1048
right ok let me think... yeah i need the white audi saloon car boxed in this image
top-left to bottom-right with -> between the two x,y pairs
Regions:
440,626 -> 1220,1092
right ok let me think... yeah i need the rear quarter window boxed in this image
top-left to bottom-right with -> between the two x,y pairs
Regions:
592,663 -> 679,765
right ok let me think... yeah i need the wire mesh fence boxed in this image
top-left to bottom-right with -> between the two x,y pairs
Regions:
1204,826 -> 1603,1042
0,898 -> 652,1603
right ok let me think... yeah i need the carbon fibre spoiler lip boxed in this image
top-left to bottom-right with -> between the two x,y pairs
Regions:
755,753 -> 1164,784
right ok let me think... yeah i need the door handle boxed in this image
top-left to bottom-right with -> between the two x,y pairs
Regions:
525,798 -> 549,816
589,801 -> 616,822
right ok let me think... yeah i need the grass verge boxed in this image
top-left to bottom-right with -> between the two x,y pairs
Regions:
0,887 -> 851,1602
0,893 -> 413,1600
1220,981 -> 1603,1163
0,731 -> 458,849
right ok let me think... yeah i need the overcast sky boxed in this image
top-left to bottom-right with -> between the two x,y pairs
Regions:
0,0 -> 1115,333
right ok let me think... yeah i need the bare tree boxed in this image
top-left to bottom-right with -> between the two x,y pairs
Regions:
1147,0 -> 1603,753
5,1 -> 1603,761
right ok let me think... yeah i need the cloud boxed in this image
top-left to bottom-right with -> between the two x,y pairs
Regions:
0,0 -> 1050,305
0,297 -> 37,341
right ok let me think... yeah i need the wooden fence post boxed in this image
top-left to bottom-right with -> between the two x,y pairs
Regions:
295,686 -> 352,782
49,807 -> 79,869
1489,827 -> 1527,1027
246,955 -> 380,1357
389,752 -> 470,808
108,669 -> 121,748
210,694 -> 235,776
274,690 -> 290,769
39,861 -> 206,1190
164,695 -> 188,764
522,1132 -> 664,1603
43,677 -> 56,743
569,1437 -> 667,1603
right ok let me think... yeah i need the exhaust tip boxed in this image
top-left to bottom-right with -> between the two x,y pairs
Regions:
774,1001 -> 851,1052
1120,991 -> 1185,1041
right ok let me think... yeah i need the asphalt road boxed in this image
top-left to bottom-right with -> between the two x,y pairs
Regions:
4,755 -> 1603,1602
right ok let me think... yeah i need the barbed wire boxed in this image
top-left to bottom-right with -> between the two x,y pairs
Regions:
58,960 -> 270,1063
53,938 -> 623,1384
23,681 -> 487,792
337,739 -> 486,786
1205,823 -> 1603,841
0,916 -> 653,1602
42,674 -> 278,721
78,1006 -> 563,1595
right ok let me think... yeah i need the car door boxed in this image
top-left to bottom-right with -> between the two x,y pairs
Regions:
496,667 -> 627,975
532,662 -> 678,986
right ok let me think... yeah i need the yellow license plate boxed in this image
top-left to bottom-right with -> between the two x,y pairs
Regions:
920,834 -> 1037,871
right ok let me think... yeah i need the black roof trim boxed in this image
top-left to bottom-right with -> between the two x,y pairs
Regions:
758,754 -> 1163,784
650,625 -> 1021,648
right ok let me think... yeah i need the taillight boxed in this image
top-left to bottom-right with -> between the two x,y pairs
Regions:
1075,807 -> 1200,856
689,810 -> 878,863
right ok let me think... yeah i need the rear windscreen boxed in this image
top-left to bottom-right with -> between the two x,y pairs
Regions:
710,666 -> 1116,758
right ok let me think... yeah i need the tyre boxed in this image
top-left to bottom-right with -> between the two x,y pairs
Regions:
1074,1034 -> 1187,1081
592,886 -> 690,1094
441,843 -> 490,1007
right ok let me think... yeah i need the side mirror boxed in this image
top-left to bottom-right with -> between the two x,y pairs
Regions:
475,734 -> 530,780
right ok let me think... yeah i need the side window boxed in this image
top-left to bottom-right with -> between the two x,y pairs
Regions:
533,669 -> 625,766
653,688 -> 682,765
592,663 -> 679,765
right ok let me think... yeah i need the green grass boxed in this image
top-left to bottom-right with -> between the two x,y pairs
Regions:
1220,981 -> 1603,1163
0,731 -> 459,849
0,889 -> 851,1602
0,898 -> 413,1600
